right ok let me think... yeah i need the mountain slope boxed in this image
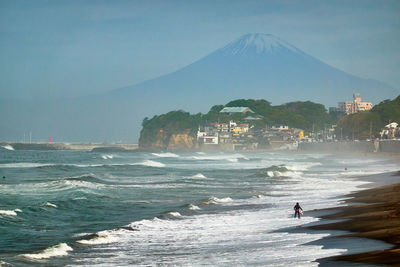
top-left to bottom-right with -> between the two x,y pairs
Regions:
111,33 -> 397,109
1,33 -> 398,142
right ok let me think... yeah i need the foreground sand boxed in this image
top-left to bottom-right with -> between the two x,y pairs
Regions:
310,178 -> 400,265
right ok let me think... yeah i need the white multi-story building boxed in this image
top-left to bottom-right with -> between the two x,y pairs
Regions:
337,93 -> 373,115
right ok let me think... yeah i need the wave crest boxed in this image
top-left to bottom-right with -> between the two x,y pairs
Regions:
152,152 -> 179,158
138,160 -> 166,168
205,197 -> 233,205
20,243 -> 73,260
77,232 -> 117,245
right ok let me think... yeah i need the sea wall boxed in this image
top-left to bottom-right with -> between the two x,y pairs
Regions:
298,140 -> 400,153
0,142 -> 138,151
379,140 -> 400,153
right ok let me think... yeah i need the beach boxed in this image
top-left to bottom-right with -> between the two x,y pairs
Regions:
309,171 -> 400,266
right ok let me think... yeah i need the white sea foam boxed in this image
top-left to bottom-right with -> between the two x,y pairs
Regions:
45,202 -> 57,208
138,160 -> 166,168
190,173 -> 206,179
205,196 -> 233,205
167,212 -> 182,217
0,162 -> 53,168
267,171 -> 282,177
266,170 -> 301,178
0,260 -> 12,266
20,243 -> 73,260
73,197 -> 87,200
101,154 -> 114,159
188,204 -> 201,210
77,232 -> 118,245
64,180 -> 103,189
152,152 -> 179,158
190,153 -> 247,162
0,210 -> 17,216
2,145 -> 14,151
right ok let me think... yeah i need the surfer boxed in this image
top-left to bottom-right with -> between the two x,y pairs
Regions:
294,202 -> 302,219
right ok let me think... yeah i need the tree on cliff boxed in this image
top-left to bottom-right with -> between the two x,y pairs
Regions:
139,110 -> 201,149
138,98 -> 340,149
337,95 -> 400,140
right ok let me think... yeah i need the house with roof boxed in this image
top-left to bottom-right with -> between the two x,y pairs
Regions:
219,107 -> 254,114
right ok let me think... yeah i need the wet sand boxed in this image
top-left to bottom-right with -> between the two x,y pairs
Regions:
310,172 -> 400,266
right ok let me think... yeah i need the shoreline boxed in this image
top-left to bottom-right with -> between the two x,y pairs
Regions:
308,171 -> 400,266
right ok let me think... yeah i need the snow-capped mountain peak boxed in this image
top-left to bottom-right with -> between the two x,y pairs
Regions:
220,33 -> 301,55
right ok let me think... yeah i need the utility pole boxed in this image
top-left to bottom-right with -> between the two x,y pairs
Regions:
369,122 -> 372,140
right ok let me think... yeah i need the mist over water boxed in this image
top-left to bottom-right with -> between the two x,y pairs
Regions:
0,150 -> 398,266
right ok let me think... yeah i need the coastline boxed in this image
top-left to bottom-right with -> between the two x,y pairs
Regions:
308,171 -> 400,266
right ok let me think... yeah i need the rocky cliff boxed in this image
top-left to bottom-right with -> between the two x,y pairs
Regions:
139,128 -> 197,151
167,130 -> 198,151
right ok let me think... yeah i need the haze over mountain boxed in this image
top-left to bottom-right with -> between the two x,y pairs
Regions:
1,33 -> 398,142
113,33 -> 396,106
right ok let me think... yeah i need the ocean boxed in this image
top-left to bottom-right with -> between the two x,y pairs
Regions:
0,148 -> 399,266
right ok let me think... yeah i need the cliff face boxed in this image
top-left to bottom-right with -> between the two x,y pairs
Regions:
139,128 -> 197,151
167,130 -> 198,151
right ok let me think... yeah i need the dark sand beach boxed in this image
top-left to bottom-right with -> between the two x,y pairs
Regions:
310,171 -> 400,266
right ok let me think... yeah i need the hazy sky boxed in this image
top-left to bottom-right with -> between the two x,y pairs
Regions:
1,0 -> 399,100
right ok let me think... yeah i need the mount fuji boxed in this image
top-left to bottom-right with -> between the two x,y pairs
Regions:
112,33 -> 396,108
1,33 -> 398,141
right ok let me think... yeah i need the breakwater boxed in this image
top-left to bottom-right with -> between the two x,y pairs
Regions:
298,140 -> 400,153
0,142 -> 138,151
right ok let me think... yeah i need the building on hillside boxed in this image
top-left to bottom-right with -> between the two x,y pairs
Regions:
337,93 -> 373,115
380,122 -> 399,139
219,107 -> 254,114
209,122 -> 229,132
197,126 -> 219,145
271,125 -> 289,131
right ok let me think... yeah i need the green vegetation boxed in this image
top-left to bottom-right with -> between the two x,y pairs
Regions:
139,95 -> 400,148
203,99 -> 339,132
139,110 -> 202,149
337,95 -> 400,139
139,99 -> 342,148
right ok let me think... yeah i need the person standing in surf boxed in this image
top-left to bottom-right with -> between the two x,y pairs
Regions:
294,202 -> 302,219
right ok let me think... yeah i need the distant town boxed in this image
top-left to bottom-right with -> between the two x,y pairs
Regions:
2,93 -> 399,153
196,93 -> 399,151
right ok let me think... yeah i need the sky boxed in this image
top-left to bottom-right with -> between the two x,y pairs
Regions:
1,0 -> 399,100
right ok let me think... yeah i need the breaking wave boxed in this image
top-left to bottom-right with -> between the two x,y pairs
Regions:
0,162 -> 53,168
205,196 -> 233,205
0,209 -> 21,216
152,152 -> 179,158
77,232 -> 118,245
101,154 -> 114,159
190,173 -> 206,179
2,145 -> 14,151
138,160 -> 166,168
188,204 -> 201,210
44,202 -> 57,208
255,165 -> 301,178
167,211 -> 182,217
20,243 -> 73,260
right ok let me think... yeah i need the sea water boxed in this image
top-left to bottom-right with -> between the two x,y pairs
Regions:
0,148 -> 398,266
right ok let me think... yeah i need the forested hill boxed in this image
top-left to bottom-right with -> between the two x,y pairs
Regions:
337,95 -> 400,139
139,99 -> 340,149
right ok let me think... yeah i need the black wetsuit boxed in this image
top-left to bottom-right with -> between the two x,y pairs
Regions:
294,203 -> 302,218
